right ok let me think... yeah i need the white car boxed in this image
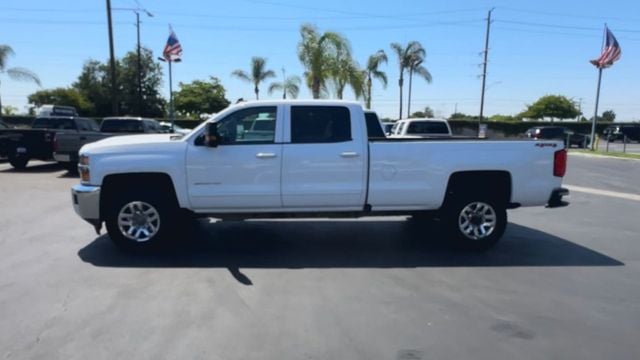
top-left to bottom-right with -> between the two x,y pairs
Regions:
159,122 -> 191,135
389,118 -> 452,138
71,100 -> 568,252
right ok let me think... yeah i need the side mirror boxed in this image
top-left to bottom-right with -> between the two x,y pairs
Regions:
205,123 -> 219,147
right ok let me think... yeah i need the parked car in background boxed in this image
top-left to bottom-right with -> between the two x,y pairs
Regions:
525,126 -> 589,148
0,106 -> 93,169
159,122 -> 191,135
54,116 -> 165,169
389,118 -> 452,138
603,124 -> 640,142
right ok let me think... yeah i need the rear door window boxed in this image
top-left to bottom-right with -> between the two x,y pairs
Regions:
364,112 -> 385,138
291,106 -> 351,143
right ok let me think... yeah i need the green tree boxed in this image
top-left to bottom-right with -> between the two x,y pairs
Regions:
406,54 -> 432,118
174,77 -> 230,118
2,105 -> 18,116
28,88 -> 93,114
298,24 -> 349,99
268,75 -> 301,99
449,112 -> 479,121
601,110 -> 616,122
409,106 -> 434,118
364,50 -> 388,109
118,48 -> 165,117
520,95 -> 580,123
489,114 -> 520,122
390,41 -> 425,119
0,45 -> 41,120
73,48 -> 165,117
231,57 -> 276,100
330,46 -> 364,99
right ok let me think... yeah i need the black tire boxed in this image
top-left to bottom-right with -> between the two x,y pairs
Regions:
105,188 -> 178,252
444,196 -> 507,251
8,156 -> 28,170
61,162 -> 78,173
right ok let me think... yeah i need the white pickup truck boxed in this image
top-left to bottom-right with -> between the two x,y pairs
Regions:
71,100 -> 568,252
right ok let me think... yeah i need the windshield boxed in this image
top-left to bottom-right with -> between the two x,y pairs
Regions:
100,120 -> 144,133
406,121 -> 449,135
32,117 -> 77,130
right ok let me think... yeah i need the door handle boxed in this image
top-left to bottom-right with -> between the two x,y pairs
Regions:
340,152 -> 359,158
256,152 -> 277,159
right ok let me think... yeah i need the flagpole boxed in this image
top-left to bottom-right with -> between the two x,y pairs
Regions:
169,60 -> 174,131
590,67 -> 603,151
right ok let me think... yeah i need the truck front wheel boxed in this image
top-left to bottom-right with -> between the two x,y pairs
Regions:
446,197 -> 507,251
8,156 -> 29,170
105,189 -> 177,252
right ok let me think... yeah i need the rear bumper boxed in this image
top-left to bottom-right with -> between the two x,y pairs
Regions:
71,184 -> 102,230
547,187 -> 569,208
54,152 -> 77,163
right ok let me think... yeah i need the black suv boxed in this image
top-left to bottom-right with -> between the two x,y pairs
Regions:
603,124 -> 640,142
525,126 -> 590,148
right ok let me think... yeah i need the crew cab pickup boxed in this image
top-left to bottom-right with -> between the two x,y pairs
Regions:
70,100 -> 569,252
54,116 -> 165,168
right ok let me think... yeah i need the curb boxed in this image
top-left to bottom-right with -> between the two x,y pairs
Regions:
568,151 -> 640,161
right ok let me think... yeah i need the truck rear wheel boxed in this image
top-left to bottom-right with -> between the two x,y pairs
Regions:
445,197 -> 507,251
9,156 -> 29,170
105,189 -> 177,252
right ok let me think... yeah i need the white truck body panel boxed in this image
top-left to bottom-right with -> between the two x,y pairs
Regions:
76,100 -> 565,218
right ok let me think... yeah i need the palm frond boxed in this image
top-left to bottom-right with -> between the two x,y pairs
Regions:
7,67 -> 41,86
0,45 -> 15,70
231,69 -> 251,82
268,82 -> 283,95
414,65 -> 432,83
372,70 -> 388,87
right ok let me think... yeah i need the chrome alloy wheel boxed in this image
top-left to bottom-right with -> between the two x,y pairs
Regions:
458,202 -> 497,240
117,201 -> 161,242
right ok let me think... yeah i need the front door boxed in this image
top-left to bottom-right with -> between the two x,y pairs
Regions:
186,106 -> 283,211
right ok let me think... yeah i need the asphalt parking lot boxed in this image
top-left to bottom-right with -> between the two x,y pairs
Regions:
1,155 -> 639,360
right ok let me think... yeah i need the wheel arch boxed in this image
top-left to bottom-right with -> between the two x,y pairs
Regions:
442,170 -> 512,209
100,172 -> 180,221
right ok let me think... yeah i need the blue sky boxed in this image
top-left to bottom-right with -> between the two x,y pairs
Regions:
1,0 -> 639,121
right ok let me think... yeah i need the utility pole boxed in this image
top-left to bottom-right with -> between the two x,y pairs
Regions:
478,8 -> 494,134
114,2 -> 153,117
106,0 -> 118,115
282,68 -> 286,99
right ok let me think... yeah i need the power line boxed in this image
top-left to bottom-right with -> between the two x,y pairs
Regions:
495,19 -> 640,33
499,7 -> 640,23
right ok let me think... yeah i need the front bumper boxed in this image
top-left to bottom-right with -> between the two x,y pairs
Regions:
547,187 -> 569,208
71,184 -> 102,232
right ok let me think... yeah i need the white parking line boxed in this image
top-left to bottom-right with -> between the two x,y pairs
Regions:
565,185 -> 640,202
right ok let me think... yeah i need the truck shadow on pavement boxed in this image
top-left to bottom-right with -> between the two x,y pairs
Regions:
0,162 -> 62,173
78,219 -> 623,284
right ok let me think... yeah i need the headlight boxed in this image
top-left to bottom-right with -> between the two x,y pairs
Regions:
78,155 -> 90,183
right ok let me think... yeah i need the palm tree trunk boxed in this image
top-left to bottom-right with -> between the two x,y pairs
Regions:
398,74 -> 404,119
366,75 -> 372,109
255,85 -> 259,100
312,77 -> 320,99
407,67 -> 414,118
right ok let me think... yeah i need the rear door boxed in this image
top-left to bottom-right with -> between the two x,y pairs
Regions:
281,105 -> 367,210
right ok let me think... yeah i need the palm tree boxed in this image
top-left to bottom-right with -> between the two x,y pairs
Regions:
330,47 -> 364,100
390,41 -> 424,119
0,45 -> 41,119
406,56 -> 432,118
268,75 -> 302,99
298,24 -> 349,99
364,50 -> 388,109
231,57 -> 276,100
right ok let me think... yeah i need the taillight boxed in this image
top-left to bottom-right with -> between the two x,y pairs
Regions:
554,149 -> 567,177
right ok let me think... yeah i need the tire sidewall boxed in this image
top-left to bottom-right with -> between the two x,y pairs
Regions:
105,190 -> 175,252
446,197 -> 507,251
9,156 -> 28,170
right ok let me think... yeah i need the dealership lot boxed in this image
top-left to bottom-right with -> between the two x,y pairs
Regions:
0,155 -> 639,360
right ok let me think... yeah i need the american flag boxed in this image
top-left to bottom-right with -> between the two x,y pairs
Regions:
590,26 -> 621,69
163,26 -> 182,61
